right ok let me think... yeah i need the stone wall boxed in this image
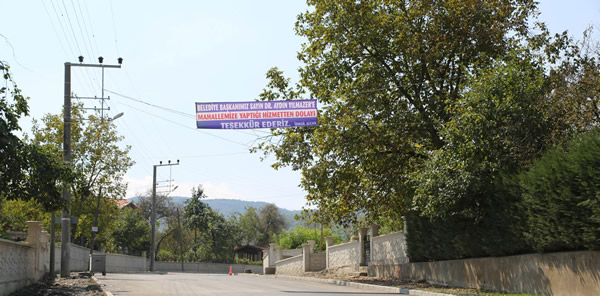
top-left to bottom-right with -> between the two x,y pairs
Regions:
282,248 -> 302,258
275,255 -> 304,275
70,244 -> 94,271
310,253 -> 326,272
105,253 -> 146,273
368,231 -> 408,277
399,250 -> 600,296
0,239 -> 35,296
154,261 -> 262,274
327,241 -> 360,272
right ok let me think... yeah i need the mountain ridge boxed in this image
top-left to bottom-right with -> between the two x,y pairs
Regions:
127,196 -> 303,229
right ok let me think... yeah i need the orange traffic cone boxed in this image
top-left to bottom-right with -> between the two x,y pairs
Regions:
229,265 -> 233,276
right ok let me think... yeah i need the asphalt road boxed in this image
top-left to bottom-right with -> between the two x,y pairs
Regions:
95,273 -> 399,296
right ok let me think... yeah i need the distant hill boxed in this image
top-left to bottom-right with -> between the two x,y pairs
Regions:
128,196 -> 304,229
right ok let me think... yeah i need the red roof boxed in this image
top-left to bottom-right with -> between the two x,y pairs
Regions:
112,199 -> 137,209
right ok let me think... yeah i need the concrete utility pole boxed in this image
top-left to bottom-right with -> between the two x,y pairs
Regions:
150,160 -> 180,272
59,56 -> 122,278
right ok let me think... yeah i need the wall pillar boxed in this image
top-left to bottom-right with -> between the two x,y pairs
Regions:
370,224 -> 380,237
268,243 -> 276,267
370,224 -> 380,265
302,244 -> 311,272
307,240 -> 316,253
358,227 -> 369,266
325,236 -> 334,269
26,221 -> 43,280
275,246 -> 283,262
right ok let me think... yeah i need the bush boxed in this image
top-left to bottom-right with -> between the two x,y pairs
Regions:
518,130 -> 600,252
406,185 -> 530,262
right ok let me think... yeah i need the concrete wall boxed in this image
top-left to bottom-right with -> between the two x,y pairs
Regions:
327,241 -> 360,272
70,244 -> 94,271
310,253 -> 326,272
106,253 -> 146,273
154,261 -> 262,274
275,255 -> 304,275
399,251 -> 600,296
368,231 -> 409,278
0,238 -> 35,296
282,248 -> 302,258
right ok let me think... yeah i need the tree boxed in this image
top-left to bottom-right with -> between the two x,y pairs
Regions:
136,189 -> 176,222
238,207 -> 260,245
111,207 -> 151,255
518,130 -> 600,252
253,0 -> 538,225
32,102 -> 133,202
135,189 -> 177,259
180,186 -> 243,262
31,101 -> 133,245
183,186 -> 212,260
0,61 -> 71,212
256,204 -> 287,246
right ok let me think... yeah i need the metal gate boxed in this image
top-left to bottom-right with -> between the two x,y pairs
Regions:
364,234 -> 371,264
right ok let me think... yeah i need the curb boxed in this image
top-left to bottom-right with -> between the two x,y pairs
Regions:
91,275 -> 113,296
263,274 -> 454,295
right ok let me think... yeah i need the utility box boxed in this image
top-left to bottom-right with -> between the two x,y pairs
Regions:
90,254 -> 106,276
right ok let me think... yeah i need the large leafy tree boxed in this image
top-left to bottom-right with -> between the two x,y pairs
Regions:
253,0 -> 538,225
182,186 -> 242,262
31,101 -> 133,244
183,186 -> 212,260
1,61 -> 71,212
238,206 -> 260,245
111,207 -> 151,255
256,204 -> 287,246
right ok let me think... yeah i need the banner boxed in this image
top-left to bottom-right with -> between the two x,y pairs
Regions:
195,100 -> 318,129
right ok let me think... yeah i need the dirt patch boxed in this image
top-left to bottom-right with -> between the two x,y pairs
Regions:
9,272 -> 104,296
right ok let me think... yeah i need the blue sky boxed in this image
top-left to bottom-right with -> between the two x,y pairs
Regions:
2,1 -> 599,210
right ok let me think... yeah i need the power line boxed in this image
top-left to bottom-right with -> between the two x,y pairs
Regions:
109,0 -> 120,56
104,89 -> 266,137
111,98 -> 250,147
42,0 -> 71,59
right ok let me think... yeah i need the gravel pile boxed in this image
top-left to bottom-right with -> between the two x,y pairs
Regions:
9,272 -> 104,296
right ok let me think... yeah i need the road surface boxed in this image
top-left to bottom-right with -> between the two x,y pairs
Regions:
96,273 -> 398,296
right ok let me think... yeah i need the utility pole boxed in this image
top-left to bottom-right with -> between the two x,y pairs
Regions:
150,160 -> 180,272
177,207 -> 184,272
59,56 -> 122,278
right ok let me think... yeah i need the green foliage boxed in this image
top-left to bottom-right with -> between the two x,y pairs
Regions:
31,102 -> 134,202
180,186 -> 243,262
278,224 -> 343,251
0,61 -> 71,211
238,206 -> 260,245
252,0 -> 600,262
254,0 -> 538,226
0,199 -> 46,232
233,258 -> 262,265
256,204 -> 287,247
518,130 -> 600,252
110,207 -> 150,255
30,101 -> 133,249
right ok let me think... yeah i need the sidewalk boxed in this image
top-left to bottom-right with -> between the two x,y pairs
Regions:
240,273 -> 455,295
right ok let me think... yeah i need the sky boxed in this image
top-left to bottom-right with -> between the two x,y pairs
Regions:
1,1 -> 599,211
